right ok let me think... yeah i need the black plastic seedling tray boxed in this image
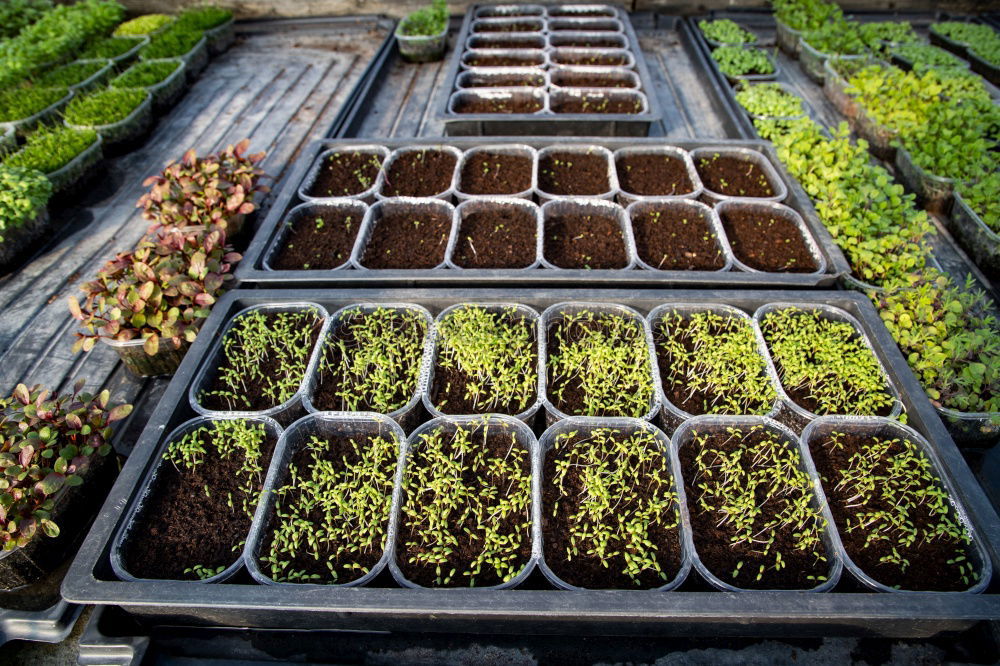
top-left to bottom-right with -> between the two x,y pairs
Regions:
234,137 -> 850,288
64,288 -> 1000,636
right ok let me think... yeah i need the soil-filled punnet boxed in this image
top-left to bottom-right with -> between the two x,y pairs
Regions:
616,153 -> 694,197
543,426 -> 683,589
459,151 -> 532,196
398,419 -> 533,587
380,149 -> 456,198
359,203 -> 452,269
551,51 -> 630,67
720,206 -> 818,273
551,93 -> 643,115
544,209 -> 627,269
680,424 -> 831,589
696,153 -> 775,198
452,204 -> 537,268
120,419 -> 277,580
538,150 -> 611,196
454,94 -> 543,114
630,203 -> 725,271
270,206 -> 362,270
430,305 -> 537,415
305,151 -> 384,198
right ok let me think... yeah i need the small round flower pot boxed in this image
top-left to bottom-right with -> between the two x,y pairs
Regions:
101,335 -> 191,378
396,22 -> 449,63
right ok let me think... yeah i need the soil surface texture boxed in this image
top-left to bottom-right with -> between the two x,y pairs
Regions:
631,204 -> 724,270
542,431 -> 682,589
551,71 -> 634,87
551,94 -> 642,114
544,211 -> 626,269
680,429 -> 831,589
471,37 -> 543,49
459,152 -> 532,195
697,154 -> 775,197
617,153 -> 695,196
552,52 -> 629,66
473,21 -> 541,32
720,207 -> 817,273
550,22 -> 618,31
454,94 -> 542,114
551,35 -> 624,48
120,427 -> 277,580
380,150 -> 456,197
464,72 -> 544,87
809,431 -> 976,591
305,151 -> 382,198
538,151 -> 610,195
464,53 -> 545,67
270,206 -> 362,270
452,205 -> 537,268
360,204 -> 451,269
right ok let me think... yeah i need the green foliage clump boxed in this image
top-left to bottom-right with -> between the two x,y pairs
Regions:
958,172 -> 1000,234
0,86 -> 66,122
772,0 -> 842,32
140,23 -> 203,60
398,0 -> 447,37
78,35 -> 143,60
734,82 -> 803,118
760,307 -> 896,416
931,21 -> 997,46
892,43 -> 966,70
802,18 -> 867,55
261,432 -> 398,584
0,0 -> 53,40
699,19 -> 756,45
711,46 -> 775,78
858,21 -> 918,49
2,125 -> 97,175
33,60 -> 105,88
0,165 -> 51,243
64,87 -> 146,126
177,6 -> 232,31
110,59 -> 180,89
113,13 -> 174,36
970,41 -> 1000,68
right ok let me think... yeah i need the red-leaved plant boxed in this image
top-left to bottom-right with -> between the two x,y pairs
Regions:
0,381 -> 132,549
69,225 -> 241,356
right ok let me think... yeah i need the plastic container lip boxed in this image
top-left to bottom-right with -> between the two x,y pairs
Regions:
539,301 -> 660,421
547,18 -> 625,33
798,415 -> 993,594
388,414 -> 540,590
672,414 -> 844,593
110,415 -> 284,585
539,198 -> 637,271
138,57 -> 187,97
625,199 -> 734,274
188,302 -> 331,419
689,146 -> 788,204
714,200 -> 828,277
465,32 -> 547,50
349,198 -> 458,271
102,34 -> 149,64
422,302 -> 543,421
535,144 -> 618,201
243,412 -> 407,588
469,17 -> 546,34
752,302 -> 904,422
446,197 -> 543,270
262,200 -> 368,272
460,48 -> 548,69
645,303 -> 782,421
546,31 -> 628,49
301,302 -> 435,423
474,4 -> 545,18
549,47 -> 636,68
297,145 -> 390,203
548,64 -> 639,88
535,416 -> 693,591
549,87 -> 649,115
375,145 -> 462,201
61,59 -> 115,92
448,87 -> 548,115
456,67 -> 548,89
454,143 -> 538,200
612,145 -> 703,202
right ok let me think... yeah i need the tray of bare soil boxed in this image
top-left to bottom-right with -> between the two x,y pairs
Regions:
237,138 -> 848,287
715,201 -> 824,274
64,288 -> 1000,634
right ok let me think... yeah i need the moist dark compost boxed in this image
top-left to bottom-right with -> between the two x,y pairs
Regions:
544,211 -> 627,269
720,207 -> 818,273
552,51 -> 629,66
471,36 -> 543,49
551,35 -> 624,48
617,153 -> 695,196
551,94 -> 642,114
631,205 -> 724,270
473,21 -> 542,32
380,150 -> 456,197
454,94 -> 542,114
551,71 -> 634,87
464,53 -> 545,67
305,151 -> 382,198
697,154 -> 775,197
360,204 -> 451,269
452,205 -> 536,268
270,207 -> 361,270
538,151 -> 610,195
463,72 -> 544,87
459,151 -> 532,195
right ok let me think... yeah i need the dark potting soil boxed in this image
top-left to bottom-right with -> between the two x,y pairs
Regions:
120,428 -> 278,580
452,205 -> 537,268
464,53 -> 545,67
430,314 -> 537,413
551,94 -> 643,114
380,150 -> 456,198
542,432 -> 682,589
550,23 -> 617,31
552,52 -> 629,66
616,153 -> 694,196
459,152 -> 532,195
201,312 -> 323,412
697,155 -> 775,197
720,207 -> 818,273
471,37 -> 543,49
809,432 -> 976,591
473,21 -> 541,32
552,35 -> 623,48
551,72 -> 633,87
679,430 -> 830,589
258,434 -> 390,584
398,431 -> 532,587
538,151 -> 610,195
305,151 -> 382,198
544,211 -> 627,269
454,95 -> 542,114
270,207 -> 362,270
548,8 -> 613,16
360,204 -> 451,269
631,205 -> 724,270
464,72 -> 545,87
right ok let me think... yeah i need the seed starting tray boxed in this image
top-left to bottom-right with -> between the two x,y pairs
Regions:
64,288 -> 1000,636
234,137 -> 850,289
433,4 -> 663,135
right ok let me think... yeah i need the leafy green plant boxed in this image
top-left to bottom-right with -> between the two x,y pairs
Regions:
760,307 -> 896,416
113,13 -> 174,36
958,172 -> 1000,234
140,23 -> 204,60
0,86 -> 66,122
735,82 -> 803,117
772,0 -> 842,32
63,87 -> 146,126
398,0 -> 448,37
931,21 -> 998,47
33,60 -> 105,88
0,380 -> 131,549
0,165 -> 51,243
69,225 -> 241,356
2,125 -> 98,175
892,43 -> 966,71
711,46 -> 775,78
802,18 -> 867,55
699,19 -> 756,45
110,59 -> 180,89
858,21 -> 918,49
261,431 -> 398,584
0,0 -> 53,40
547,309 -> 654,418
177,6 -> 232,31
78,35 -> 142,60
970,41 -> 1000,68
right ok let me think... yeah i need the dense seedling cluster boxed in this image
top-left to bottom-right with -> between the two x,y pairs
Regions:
958,174 -> 1000,234
398,0 -> 447,37
261,432 -> 398,584
434,306 -> 536,415
802,18 -> 866,55
316,307 -> 426,413
699,19 -> 756,45
858,21 -> 918,50
0,0 -> 53,40
34,60 -> 106,88
140,22 -> 203,59
78,35 -> 142,59
548,427 -> 679,586
400,421 -> 531,586
772,0 -> 842,33
111,60 -> 181,89
2,126 -> 98,175
0,165 -> 51,243
761,307 -> 895,416
114,13 -> 173,36
655,310 -> 776,416
547,310 -> 654,418
711,46 -> 775,78
891,43 -> 966,71
64,87 -> 146,126
0,87 -> 67,123
734,83 -> 804,118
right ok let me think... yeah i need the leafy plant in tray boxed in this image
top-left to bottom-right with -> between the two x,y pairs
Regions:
711,46 -> 775,79
699,19 -> 756,45
140,22 -> 204,60
0,0 -> 53,40
177,6 -> 233,31
63,87 -> 147,128
395,0 -> 448,63
78,36 -> 144,61
111,59 -> 181,89
735,83 -> 804,118
0,86 -> 67,124
33,60 -> 108,89
0,165 -> 51,246
892,43 -> 966,71
2,125 -> 98,177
